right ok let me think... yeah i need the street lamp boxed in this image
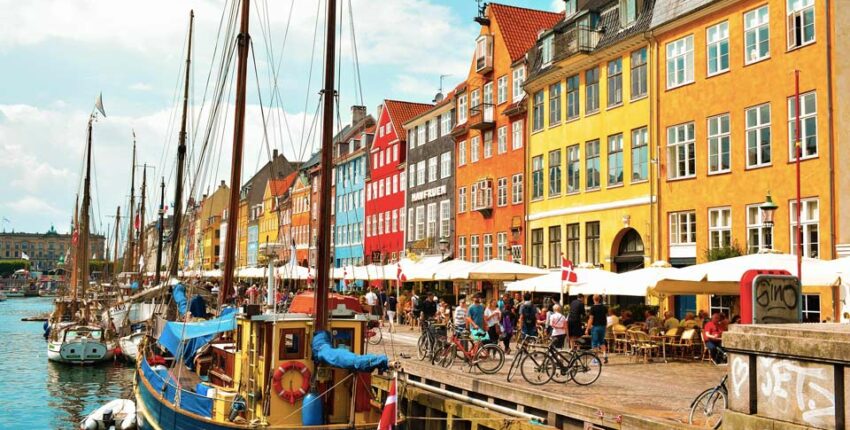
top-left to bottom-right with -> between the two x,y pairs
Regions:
439,237 -> 450,259
759,193 -> 778,252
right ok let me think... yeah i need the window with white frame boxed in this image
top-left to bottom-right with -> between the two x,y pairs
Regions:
378,211 -> 383,235
512,120 -> 523,149
532,155 -> 544,200
417,124 -> 426,146
708,114 -> 731,174
631,127 -> 648,182
483,234 -> 493,261
788,91 -> 817,160
667,122 -> 696,179
745,6 -> 770,63
415,206 -> 425,241
607,58 -> 623,107
483,131 -> 493,158
428,119 -> 437,142
400,170 -> 406,191
788,0 -> 815,49
408,168 -> 416,189
483,81 -> 493,110
567,74 -> 580,119
585,139 -> 601,189
708,207 -> 732,249
439,112 -> 450,136
497,76 -> 508,104
746,103 -> 772,168
366,216 -> 372,238
393,174 -> 398,194
747,204 -> 773,253
426,203 -> 437,238
549,82 -> 562,125
567,144 -> 580,193
407,208 -> 414,234
470,136 -> 480,162
470,235 -> 480,263
630,48 -> 648,99
707,22 -> 730,76
497,126 -> 507,154
512,66 -> 525,102
458,95 -> 468,124
471,89 -> 480,111
366,182 -> 372,201
620,0 -> 638,26
439,200 -> 450,238
608,134 -> 624,186
440,152 -> 451,179
512,174 -> 523,204
532,91 -> 545,132
497,232 -> 508,261
416,161 -> 426,186
378,178 -> 385,198
458,187 -> 466,213
801,294 -> 821,322
497,177 -> 508,207
585,67 -> 600,113
458,236 -> 467,260
666,35 -> 694,89
540,34 -> 554,66
458,140 -> 466,166
548,149 -> 562,196
428,156 -> 438,182
790,198 -> 819,258
710,295 -> 734,317
400,209 -> 405,233
408,129 -> 416,150
669,211 -> 697,245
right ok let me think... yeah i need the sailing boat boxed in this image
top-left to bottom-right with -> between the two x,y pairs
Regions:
47,98 -> 118,365
134,1 -> 395,428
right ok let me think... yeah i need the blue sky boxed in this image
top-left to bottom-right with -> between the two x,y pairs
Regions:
0,0 -> 562,238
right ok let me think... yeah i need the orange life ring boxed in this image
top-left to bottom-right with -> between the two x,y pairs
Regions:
272,361 -> 311,405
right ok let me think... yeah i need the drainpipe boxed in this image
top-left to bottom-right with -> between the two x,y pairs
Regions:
825,0 -> 836,260
646,28 -> 662,265
404,378 -> 546,423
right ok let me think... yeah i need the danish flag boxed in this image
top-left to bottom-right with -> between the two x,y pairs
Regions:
561,254 -> 577,283
377,379 -> 397,430
396,263 -> 406,283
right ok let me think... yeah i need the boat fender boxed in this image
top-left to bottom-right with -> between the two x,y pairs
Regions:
271,361 -> 311,405
81,417 -> 98,430
120,413 -> 137,430
228,394 -> 246,422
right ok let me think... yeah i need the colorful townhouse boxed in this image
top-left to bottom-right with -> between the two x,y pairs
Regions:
403,92 -> 456,259
524,0 -> 656,276
333,106 -> 375,268
199,181 -> 229,270
302,151 -> 322,267
259,173 -> 296,262
364,100 -> 434,264
453,4 -> 563,265
652,0 -> 846,320
288,173 -> 311,266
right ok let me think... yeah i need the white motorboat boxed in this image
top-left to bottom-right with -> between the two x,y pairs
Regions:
47,324 -> 116,364
80,398 -> 136,430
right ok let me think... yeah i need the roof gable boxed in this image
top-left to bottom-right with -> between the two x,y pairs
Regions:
489,4 -> 563,63
384,99 -> 434,142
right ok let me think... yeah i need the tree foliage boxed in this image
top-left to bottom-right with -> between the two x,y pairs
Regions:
704,241 -> 745,262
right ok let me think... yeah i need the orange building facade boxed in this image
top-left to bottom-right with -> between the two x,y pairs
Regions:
289,174 -> 311,266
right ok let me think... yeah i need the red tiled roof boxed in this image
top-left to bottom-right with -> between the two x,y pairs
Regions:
384,99 -> 434,141
268,172 -> 297,197
489,4 -> 563,63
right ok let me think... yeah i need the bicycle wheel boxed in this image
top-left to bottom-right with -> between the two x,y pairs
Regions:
688,388 -> 727,429
570,351 -> 602,386
367,326 -> 382,345
506,351 -> 523,382
439,344 -> 457,368
547,351 -> 573,384
417,335 -> 430,360
475,344 -> 505,374
520,351 -> 552,385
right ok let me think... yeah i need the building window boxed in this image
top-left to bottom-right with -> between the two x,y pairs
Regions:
470,89 -> 480,112
415,206 -> 425,241
531,228 -> 544,268
458,187 -> 467,213
788,0 -> 815,49
667,122 -> 696,179
801,294 -> 820,322
378,212 -> 384,235
549,82 -> 561,125
417,160 -> 426,186
630,48 -> 647,99
746,204 -> 773,253
512,66 -> 525,102
440,152 -> 451,179
708,114 -> 731,174
483,131 -> 493,159
532,155 -> 544,200
471,235 -> 480,263
608,134 -> 624,186
408,168 -> 416,189
564,0 -> 577,15
428,119 -> 437,142
790,198 -> 819,258
709,295 -> 734,317
458,236 -> 467,260
532,91 -> 545,132
631,127 -> 648,182
497,75 -> 508,104
497,232 -> 508,261
483,81 -> 493,111
746,103 -> 772,168
408,129 -> 416,150
511,174 -> 523,204
607,58 -> 623,107
458,140 -> 466,166
707,22 -> 730,76
670,211 -> 697,245
745,6 -> 770,64
540,34 -> 554,65
497,126 -> 507,154
483,234 -> 493,261
788,91 -> 818,160
548,149 -> 562,197
428,156 -> 438,182
458,95 -> 468,124
585,68 -> 599,113
585,222 -> 600,265
620,0 -> 638,27
512,120 -> 523,149
470,136 -> 480,163
566,223 -> 580,263
426,203 -> 437,239
566,75 -> 580,119
666,35 -> 694,89
566,144 -> 580,193
548,226 -> 561,269
585,140 -> 601,189
441,112 -> 451,136
417,125 -> 426,146
497,177 -> 508,207
392,209 -> 398,233
708,207 -> 732,249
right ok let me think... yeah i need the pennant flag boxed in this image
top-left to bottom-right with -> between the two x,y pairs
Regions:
396,263 -> 406,283
21,252 -> 30,261
561,254 -> 577,283
95,93 -> 107,117
377,379 -> 397,430
134,212 -> 141,230
71,229 -> 79,245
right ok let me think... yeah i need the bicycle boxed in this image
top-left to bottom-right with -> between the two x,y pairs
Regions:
506,335 -> 538,382
434,329 -> 505,374
416,320 -> 446,361
519,341 -> 602,386
688,374 -> 728,429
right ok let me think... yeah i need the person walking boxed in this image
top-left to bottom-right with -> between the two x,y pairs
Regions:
466,295 -> 485,332
567,294 -> 586,348
501,305 -> 515,354
453,299 -> 468,336
548,304 -> 567,349
585,294 -> 609,363
385,293 -> 398,333
484,299 -> 502,345
517,293 -> 539,339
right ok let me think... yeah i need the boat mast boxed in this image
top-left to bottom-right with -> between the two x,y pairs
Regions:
169,10 -> 194,279
138,164 -> 147,275
79,116 -> 93,321
111,206 -> 120,281
315,0 -> 338,331
124,135 -> 136,274
155,178 -> 165,286
70,195 -> 79,316
220,0 -> 251,307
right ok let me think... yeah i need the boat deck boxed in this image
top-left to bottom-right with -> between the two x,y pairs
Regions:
371,329 -> 725,429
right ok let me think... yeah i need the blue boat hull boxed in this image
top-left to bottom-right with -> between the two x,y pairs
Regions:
136,366 -> 237,430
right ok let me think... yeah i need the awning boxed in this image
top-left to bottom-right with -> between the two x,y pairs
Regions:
453,259 -> 548,281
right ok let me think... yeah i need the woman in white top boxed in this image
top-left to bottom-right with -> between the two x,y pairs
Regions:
548,304 -> 567,349
484,300 -> 502,344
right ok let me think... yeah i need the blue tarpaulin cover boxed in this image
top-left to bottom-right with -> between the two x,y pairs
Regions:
158,308 -> 236,366
173,283 -> 188,315
189,295 -> 207,318
141,359 -> 213,418
311,330 -> 388,372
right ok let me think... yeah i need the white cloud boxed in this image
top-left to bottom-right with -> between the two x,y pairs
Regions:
6,196 -> 64,217
129,83 -> 153,92
551,0 -> 566,12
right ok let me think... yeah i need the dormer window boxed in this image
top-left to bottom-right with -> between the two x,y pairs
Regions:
475,35 -> 493,73
540,34 -> 554,66
620,0 -> 639,27
564,0 -> 577,16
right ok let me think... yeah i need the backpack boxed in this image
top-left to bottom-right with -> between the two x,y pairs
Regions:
521,303 -> 537,327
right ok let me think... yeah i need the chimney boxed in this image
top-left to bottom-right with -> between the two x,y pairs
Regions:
351,105 -> 367,124
273,149 -> 279,159
220,180 -> 226,188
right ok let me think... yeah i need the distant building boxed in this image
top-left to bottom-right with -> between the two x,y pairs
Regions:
0,226 -> 106,270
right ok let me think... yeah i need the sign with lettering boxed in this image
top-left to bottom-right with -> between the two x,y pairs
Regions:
411,185 -> 446,202
751,274 -> 802,324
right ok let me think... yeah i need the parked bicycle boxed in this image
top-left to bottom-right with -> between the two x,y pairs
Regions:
519,341 -> 602,386
433,329 -> 504,374
689,374 -> 728,429
416,320 -> 446,361
507,335 -> 538,382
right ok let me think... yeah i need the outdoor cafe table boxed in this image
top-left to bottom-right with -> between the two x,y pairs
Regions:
650,333 -> 677,363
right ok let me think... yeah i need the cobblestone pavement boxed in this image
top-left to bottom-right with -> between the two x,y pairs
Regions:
367,327 -> 727,426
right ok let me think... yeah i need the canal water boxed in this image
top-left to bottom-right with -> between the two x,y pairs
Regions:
0,297 -> 134,429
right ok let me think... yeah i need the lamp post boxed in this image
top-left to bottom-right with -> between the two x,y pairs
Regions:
759,193 -> 778,252
439,237 -> 450,260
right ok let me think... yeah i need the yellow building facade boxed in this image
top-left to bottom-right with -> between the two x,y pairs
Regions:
199,182 -> 230,270
525,1 -> 656,273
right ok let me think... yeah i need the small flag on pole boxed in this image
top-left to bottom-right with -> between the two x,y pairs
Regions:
396,263 -> 406,283
95,93 -> 107,117
377,379 -> 397,430
561,254 -> 576,283
21,252 -> 30,261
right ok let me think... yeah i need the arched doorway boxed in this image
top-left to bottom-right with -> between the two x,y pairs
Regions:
612,228 -> 645,273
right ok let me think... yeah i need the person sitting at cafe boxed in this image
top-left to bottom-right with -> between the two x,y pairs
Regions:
680,312 -> 699,329
663,311 -> 680,331
606,308 -> 620,328
644,309 -> 663,333
703,313 -> 726,364
620,310 -> 635,326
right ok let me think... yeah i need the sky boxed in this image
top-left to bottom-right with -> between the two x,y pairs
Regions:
0,0 -> 564,238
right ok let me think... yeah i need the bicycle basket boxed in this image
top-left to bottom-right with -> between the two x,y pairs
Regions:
469,328 -> 489,342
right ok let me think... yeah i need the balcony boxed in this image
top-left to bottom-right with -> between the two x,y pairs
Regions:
472,178 -> 493,217
554,25 -> 602,61
475,35 -> 493,74
468,103 -> 495,131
